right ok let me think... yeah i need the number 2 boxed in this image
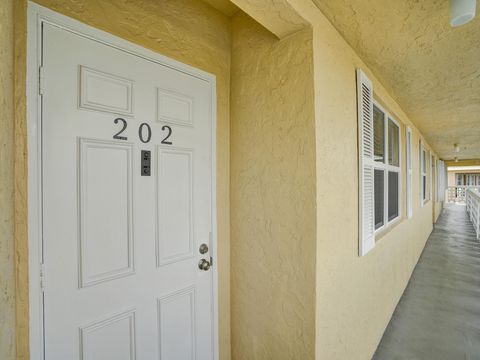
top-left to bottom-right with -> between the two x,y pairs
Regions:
161,125 -> 173,145
113,118 -> 127,140
113,118 -> 173,145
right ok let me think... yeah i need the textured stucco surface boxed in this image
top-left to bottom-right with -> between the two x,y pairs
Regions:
14,1 -> 28,358
446,159 -> 480,167
448,169 -> 480,187
0,0 -> 16,359
203,0 -> 239,16
311,0 -> 480,161
231,0 -> 310,38
287,1 -> 444,358
8,0 -> 452,358
230,13 -> 316,360
15,0 -> 231,358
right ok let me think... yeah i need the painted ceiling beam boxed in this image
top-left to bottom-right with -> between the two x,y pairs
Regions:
230,0 -> 310,38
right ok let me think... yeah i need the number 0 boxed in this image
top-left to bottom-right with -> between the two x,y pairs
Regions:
138,123 -> 152,143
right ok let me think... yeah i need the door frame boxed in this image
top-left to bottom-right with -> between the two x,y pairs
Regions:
27,3 -> 219,359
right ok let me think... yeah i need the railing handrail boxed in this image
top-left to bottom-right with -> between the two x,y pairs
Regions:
467,187 -> 480,199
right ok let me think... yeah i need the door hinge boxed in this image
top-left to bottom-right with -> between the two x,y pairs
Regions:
39,66 -> 45,95
40,263 -> 46,292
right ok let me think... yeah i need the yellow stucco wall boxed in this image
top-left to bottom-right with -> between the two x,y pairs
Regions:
230,13 -> 316,360
283,1 -> 443,358
448,169 -> 480,186
445,159 -> 480,167
8,0 -> 447,359
312,25 -> 440,358
0,0 -> 16,359
14,0 -> 232,358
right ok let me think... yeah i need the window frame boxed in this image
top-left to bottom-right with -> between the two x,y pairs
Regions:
372,101 -> 402,233
420,141 -> 427,206
430,154 -> 435,202
430,153 -> 434,202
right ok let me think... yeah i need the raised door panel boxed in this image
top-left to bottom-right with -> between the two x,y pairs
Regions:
79,66 -> 134,116
156,147 -> 194,266
157,287 -> 196,360
79,138 -> 134,287
156,88 -> 193,127
79,310 -> 136,360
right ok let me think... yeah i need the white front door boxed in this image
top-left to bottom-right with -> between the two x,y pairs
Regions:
41,22 -> 215,360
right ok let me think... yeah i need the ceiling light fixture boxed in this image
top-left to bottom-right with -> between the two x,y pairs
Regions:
454,143 -> 460,152
450,0 -> 477,27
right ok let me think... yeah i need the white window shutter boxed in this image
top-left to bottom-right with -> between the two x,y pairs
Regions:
357,69 -> 375,256
428,150 -> 435,201
406,127 -> 413,218
420,140 -> 425,206
438,160 -> 446,201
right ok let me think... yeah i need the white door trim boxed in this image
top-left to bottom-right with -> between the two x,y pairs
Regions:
27,3 -> 218,359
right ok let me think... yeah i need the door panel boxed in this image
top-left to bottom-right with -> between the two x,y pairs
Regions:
79,310 -> 136,360
158,287 -> 196,360
79,139 -> 134,287
156,147 -> 194,266
42,23 -> 214,360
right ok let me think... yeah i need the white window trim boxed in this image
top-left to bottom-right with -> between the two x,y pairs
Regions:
406,127 -> 413,218
420,141 -> 427,206
430,153 -> 434,202
373,101 -> 402,234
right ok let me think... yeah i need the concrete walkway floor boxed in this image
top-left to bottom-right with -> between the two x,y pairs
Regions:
374,204 -> 480,360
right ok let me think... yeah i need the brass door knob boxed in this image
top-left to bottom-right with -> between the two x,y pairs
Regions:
198,259 -> 211,271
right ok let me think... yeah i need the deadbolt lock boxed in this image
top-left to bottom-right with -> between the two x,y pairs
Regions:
198,259 -> 211,271
199,243 -> 209,254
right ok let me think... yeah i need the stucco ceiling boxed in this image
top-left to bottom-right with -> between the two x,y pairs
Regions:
312,0 -> 480,161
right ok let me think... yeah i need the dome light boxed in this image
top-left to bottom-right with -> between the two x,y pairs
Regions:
450,0 -> 477,27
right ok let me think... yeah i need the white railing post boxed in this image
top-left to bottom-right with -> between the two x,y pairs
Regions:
477,201 -> 480,239
466,188 -> 480,239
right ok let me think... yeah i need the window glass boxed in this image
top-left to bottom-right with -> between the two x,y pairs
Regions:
373,106 -> 385,163
388,172 -> 399,221
423,176 -> 427,200
422,150 -> 426,173
388,119 -> 399,166
374,169 -> 384,229
406,131 -> 411,169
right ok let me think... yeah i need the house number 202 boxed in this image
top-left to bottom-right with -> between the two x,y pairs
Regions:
113,118 -> 173,145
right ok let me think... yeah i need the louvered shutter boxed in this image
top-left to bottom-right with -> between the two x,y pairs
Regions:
406,127 -> 413,218
420,140 -> 424,206
429,152 -> 433,201
438,160 -> 445,201
356,69 -> 375,256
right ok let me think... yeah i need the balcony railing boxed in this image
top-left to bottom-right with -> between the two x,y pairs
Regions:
447,186 -> 480,203
466,188 -> 480,239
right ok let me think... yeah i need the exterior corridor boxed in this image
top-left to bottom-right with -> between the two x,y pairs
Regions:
374,204 -> 480,359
